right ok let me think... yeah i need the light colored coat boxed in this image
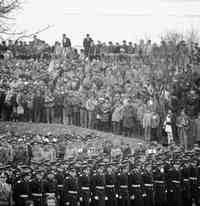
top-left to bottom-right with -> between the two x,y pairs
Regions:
143,112 -> 153,128
194,118 -> 200,141
112,105 -> 123,122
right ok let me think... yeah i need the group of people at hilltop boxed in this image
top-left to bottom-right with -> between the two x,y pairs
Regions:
1,33 -> 200,63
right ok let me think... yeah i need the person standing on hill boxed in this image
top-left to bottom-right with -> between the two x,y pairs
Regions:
176,109 -> 190,150
83,34 -> 92,58
86,93 -> 97,129
122,98 -> 137,137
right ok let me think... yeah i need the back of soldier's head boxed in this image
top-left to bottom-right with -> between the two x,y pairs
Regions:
25,200 -> 34,206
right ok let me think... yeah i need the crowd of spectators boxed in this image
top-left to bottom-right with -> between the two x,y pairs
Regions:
1,33 -> 200,149
0,35 -> 52,60
0,131 -> 134,165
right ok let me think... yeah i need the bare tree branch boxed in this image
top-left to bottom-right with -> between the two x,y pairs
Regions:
0,30 -> 23,35
0,0 -> 21,35
16,24 -> 54,41
0,0 -> 20,15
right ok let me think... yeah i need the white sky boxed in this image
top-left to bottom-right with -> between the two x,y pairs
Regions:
12,0 -> 200,45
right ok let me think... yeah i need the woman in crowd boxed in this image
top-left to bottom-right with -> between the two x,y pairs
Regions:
86,93 -> 97,129
122,98 -> 137,137
44,87 -> 55,124
176,109 -> 190,150
112,101 -> 123,135
164,110 -> 174,145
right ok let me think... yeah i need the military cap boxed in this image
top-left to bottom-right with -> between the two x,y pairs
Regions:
193,147 -> 200,154
106,162 -> 118,169
54,162 -> 61,167
73,163 -> 81,169
35,166 -> 46,174
67,166 -> 76,173
67,156 -> 74,162
30,160 -> 41,166
118,160 -> 129,168
80,164 -> 90,170
116,162 -> 123,169
21,168 -> 32,177
97,162 -> 106,168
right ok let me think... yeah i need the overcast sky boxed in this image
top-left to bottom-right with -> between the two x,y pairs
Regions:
12,0 -> 200,45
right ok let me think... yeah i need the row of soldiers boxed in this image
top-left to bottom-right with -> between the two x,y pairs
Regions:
1,143 -> 200,206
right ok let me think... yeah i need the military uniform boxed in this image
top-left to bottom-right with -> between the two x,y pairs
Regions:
55,169 -> 65,206
165,164 -> 182,206
180,163 -> 192,206
105,165 -> 117,206
63,168 -> 79,206
189,162 -> 198,205
153,166 -> 167,206
44,172 -> 58,206
196,163 -> 200,206
116,165 -> 130,206
128,168 -> 144,206
14,173 -> 31,206
91,166 -> 106,206
142,167 -> 154,206
30,172 -> 45,206
78,166 -> 91,206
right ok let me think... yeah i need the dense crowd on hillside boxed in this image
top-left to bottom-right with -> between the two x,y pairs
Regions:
1,34 -> 200,150
1,33 -> 200,206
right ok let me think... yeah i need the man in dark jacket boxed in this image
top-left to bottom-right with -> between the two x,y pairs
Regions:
62,34 -> 71,48
0,89 -> 6,120
33,90 -> 45,123
95,41 -> 102,60
122,98 -> 137,137
83,34 -> 92,57
63,167 -> 79,206
88,40 -> 96,61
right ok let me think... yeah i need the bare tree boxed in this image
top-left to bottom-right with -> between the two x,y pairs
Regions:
0,0 -> 21,33
185,28 -> 200,45
161,31 -> 184,45
0,0 -> 53,43
16,24 -> 54,41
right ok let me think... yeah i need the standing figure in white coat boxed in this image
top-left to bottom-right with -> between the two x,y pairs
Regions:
164,110 -> 173,145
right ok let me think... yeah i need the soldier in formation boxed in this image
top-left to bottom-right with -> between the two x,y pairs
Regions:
0,141 -> 200,206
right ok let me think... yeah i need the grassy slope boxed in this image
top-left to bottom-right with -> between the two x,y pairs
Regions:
0,121 -> 144,147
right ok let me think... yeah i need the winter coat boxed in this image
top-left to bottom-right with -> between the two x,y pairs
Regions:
194,118 -> 200,141
86,98 -> 97,111
151,113 -> 160,128
122,104 -> 137,129
112,105 -> 123,122
63,95 -> 73,116
143,112 -> 153,128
